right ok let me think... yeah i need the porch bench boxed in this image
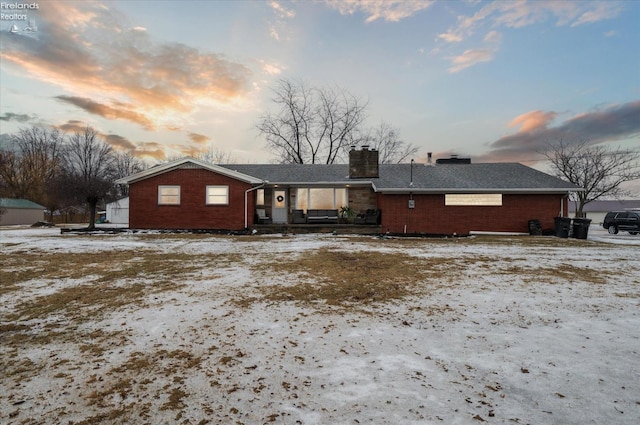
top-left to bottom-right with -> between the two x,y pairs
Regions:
306,209 -> 339,224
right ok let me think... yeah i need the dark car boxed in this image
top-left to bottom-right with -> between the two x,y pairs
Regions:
602,211 -> 640,235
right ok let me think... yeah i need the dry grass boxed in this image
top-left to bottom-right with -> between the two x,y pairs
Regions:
495,263 -> 620,285
1,250 -> 242,323
355,234 -> 599,248
0,245 -> 241,399
75,348 -> 205,423
235,241 -> 625,310
241,248 -> 450,309
2,237 -> 622,320
1,250 -> 242,287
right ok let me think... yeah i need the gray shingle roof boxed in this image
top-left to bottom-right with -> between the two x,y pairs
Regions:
221,163 -> 579,193
220,164 -> 353,185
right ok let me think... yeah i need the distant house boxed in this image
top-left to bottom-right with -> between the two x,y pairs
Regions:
0,198 -> 45,226
115,148 -> 580,235
106,197 -> 129,225
569,200 -> 640,224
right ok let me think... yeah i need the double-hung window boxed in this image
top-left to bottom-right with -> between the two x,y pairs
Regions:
158,185 -> 180,205
206,185 -> 229,205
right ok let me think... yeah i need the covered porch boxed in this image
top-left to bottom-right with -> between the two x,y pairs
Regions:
252,184 -> 379,226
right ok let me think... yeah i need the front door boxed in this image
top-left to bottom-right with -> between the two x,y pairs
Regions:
272,190 -> 287,223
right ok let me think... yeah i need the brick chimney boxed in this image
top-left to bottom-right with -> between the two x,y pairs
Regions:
349,146 -> 379,178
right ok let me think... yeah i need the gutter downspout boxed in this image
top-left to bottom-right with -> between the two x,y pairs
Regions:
245,181 -> 268,229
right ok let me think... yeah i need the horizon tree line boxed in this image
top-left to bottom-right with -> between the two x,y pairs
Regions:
0,126 -> 144,229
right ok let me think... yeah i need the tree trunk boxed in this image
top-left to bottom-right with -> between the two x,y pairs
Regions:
87,197 -> 98,229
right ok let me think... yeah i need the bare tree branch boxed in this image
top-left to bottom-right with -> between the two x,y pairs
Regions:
359,121 -> 419,164
113,151 -> 146,197
257,79 -> 368,164
0,127 -> 65,219
63,127 -> 117,229
543,138 -> 640,216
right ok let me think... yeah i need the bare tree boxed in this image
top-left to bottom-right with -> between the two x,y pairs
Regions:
0,127 -> 65,219
63,127 -> 117,229
113,151 -> 146,197
257,79 -> 367,164
359,121 -> 419,164
0,150 -> 23,197
196,143 -> 236,164
163,142 -> 237,165
543,138 -> 640,217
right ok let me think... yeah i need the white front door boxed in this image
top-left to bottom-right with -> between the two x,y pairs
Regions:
272,190 -> 287,223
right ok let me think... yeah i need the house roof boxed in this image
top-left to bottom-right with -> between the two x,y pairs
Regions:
0,198 -> 45,209
114,157 -> 263,185
221,164 -> 356,185
106,197 -> 129,207
222,162 -> 580,193
116,158 -> 579,193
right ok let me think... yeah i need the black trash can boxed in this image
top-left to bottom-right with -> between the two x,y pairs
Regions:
528,219 -> 542,236
554,217 -> 572,238
572,218 -> 592,240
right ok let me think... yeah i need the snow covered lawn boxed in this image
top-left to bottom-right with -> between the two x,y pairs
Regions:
1,228 -> 639,425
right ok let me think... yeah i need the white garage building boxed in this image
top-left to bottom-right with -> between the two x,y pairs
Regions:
106,197 -> 129,225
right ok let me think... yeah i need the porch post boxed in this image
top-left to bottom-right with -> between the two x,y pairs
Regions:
245,182 -> 267,229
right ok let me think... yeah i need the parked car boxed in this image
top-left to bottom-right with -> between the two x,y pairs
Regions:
602,211 -> 640,235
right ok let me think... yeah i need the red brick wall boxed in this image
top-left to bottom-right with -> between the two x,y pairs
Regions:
378,193 -> 568,235
129,168 -> 254,230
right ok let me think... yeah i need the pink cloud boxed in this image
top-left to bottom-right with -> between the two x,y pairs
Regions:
55,96 -> 156,130
508,110 -> 558,133
476,100 -> 640,163
188,133 -> 211,145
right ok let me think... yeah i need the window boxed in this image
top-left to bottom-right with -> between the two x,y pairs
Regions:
296,188 -> 348,211
206,185 -> 229,205
309,188 -> 334,209
296,188 -> 308,212
158,186 -> 180,205
335,188 -> 347,208
256,189 -> 265,206
445,194 -> 502,206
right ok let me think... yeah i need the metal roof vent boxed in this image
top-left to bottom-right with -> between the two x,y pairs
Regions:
436,155 -> 471,164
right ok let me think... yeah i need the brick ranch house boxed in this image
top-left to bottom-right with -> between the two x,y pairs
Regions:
115,148 -> 579,235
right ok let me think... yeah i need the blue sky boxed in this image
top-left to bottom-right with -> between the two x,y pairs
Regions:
1,0 -> 638,171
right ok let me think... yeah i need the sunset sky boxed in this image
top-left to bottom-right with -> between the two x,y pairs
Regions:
1,0 -> 639,171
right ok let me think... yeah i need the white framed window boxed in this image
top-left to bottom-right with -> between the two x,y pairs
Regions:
158,185 -> 180,205
256,189 -> 265,206
445,193 -> 502,206
206,185 -> 229,205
